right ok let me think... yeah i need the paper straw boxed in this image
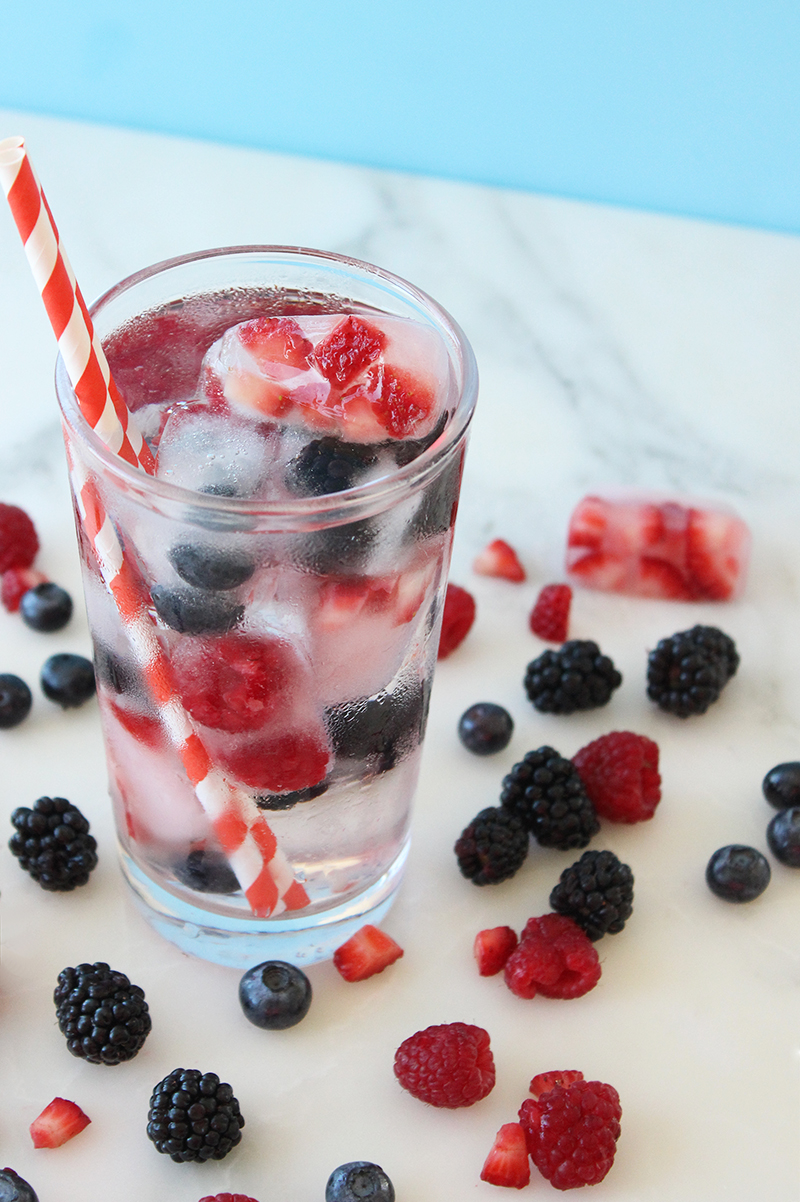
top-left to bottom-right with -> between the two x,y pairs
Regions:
1,135 -> 309,917
0,136 -> 154,473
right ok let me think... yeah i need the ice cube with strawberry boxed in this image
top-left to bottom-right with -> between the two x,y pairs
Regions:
202,313 -> 449,444
566,494 -> 750,601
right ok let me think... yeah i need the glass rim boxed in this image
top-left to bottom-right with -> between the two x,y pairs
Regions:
55,244 -> 479,521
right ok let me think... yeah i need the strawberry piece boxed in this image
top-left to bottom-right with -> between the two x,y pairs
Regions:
0,503 -> 39,573
437,583 -> 476,659
199,1195 -> 261,1202
529,1069 -> 584,1099
573,731 -> 661,823
312,315 -> 386,387
472,539 -> 526,583
316,575 -> 396,630
480,1122 -> 531,1189
504,914 -> 601,1000
238,316 -> 313,371
218,727 -> 330,792
474,926 -> 519,976
333,923 -> 404,982
1,566 -> 48,612
344,363 -> 435,438
107,698 -> 165,749
529,583 -> 572,641
30,1097 -> 91,1148
170,633 -> 300,733
685,506 -> 750,600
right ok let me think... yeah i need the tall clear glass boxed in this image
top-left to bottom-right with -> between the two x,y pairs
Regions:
55,246 -> 478,968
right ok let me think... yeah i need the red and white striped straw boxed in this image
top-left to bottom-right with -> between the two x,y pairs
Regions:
1,135 -> 310,917
0,135 -> 154,473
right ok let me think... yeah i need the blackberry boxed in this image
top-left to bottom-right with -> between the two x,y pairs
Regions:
326,680 -> 427,773
762,761 -> 800,810
20,582 -> 73,632
326,1162 -> 396,1202
238,961 -> 312,1029
407,456 -> 462,540
174,848 -> 240,894
454,806 -> 529,885
706,845 -> 771,902
255,781 -> 329,811
766,806 -> 800,867
549,849 -> 634,940
150,585 -> 244,634
168,542 -> 255,591
146,1068 -> 245,1162
385,409 -> 448,467
457,702 -> 514,755
0,1168 -> 38,1202
54,961 -> 151,1064
93,645 -> 138,695
500,747 -> 599,850
293,518 -> 376,575
524,640 -> 622,714
9,795 -> 97,890
0,673 -> 32,728
40,653 -> 96,708
286,436 -> 377,495
646,624 -> 739,717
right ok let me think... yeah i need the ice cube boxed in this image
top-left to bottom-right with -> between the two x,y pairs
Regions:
155,401 -> 280,497
566,494 -> 750,601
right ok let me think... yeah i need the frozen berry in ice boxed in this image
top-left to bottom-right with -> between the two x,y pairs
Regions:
218,728 -> 330,792
286,436 -> 378,496
168,542 -> 255,591
394,1022 -> 495,1108
9,795 -> 98,891
313,315 -> 386,387
457,702 -> 513,755
455,806 -> 529,885
146,1068 -> 244,1162
326,1162 -> 395,1202
0,1167 -> 39,1202
472,538 -> 526,582
333,924 -> 404,983
19,583 -> 73,632
326,682 -> 426,773
407,456 -> 462,540
766,806 -> 800,867
0,503 -> 38,573
437,583 -> 476,659
294,518 -> 376,576
762,762 -> 800,810
549,849 -> 634,940
0,674 -> 32,728
238,314 -> 313,370
706,845 -> 771,902
170,632 -> 299,733
150,584 -> 244,634
503,914 -> 601,999
524,640 -> 622,714
238,961 -> 312,1029
529,583 -> 572,642
54,961 -> 151,1063
255,782 -> 329,811
345,363 -> 435,439
174,848 -> 240,894
40,653 -> 95,708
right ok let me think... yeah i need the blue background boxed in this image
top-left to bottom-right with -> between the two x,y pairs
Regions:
3,0 -> 800,233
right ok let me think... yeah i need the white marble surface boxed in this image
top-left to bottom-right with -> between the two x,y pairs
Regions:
1,108 -> 799,1201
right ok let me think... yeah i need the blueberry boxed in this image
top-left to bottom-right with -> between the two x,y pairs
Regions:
762,761 -> 800,810
458,702 -> 514,755
19,582 -> 73,632
168,542 -> 255,590
40,654 -> 96,708
0,1168 -> 39,1202
0,674 -> 33,728
326,681 -> 427,772
93,644 -> 138,695
174,848 -> 240,894
705,844 -> 771,901
255,782 -> 329,811
767,806 -> 800,867
326,1161 -> 395,1202
150,584 -> 244,634
239,961 -> 312,1030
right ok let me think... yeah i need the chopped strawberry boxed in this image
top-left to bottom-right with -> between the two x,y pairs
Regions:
316,575 -> 396,630
333,923 -> 404,982
238,316 -> 313,371
529,583 -> 572,641
529,1069 -> 584,1099
30,1097 -> 91,1148
437,583 -> 476,659
473,539 -> 526,583
198,1195 -> 261,1202
480,1122 -> 531,1189
344,363 -> 435,439
685,506 -> 750,600
312,315 -> 386,387
1,566 -> 48,612
0,503 -> 39,573
573,731 -> 661,823
107,699 -> 165,749
474,926 -> 519,976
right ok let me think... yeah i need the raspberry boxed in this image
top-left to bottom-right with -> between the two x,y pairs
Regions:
519,1075 -> 621,1190
500,746 -> 599,850
550,850 -> 634,940
170,633 -> 299,733
524,640 -> 622,714
503,914 -> 601,999
529,583 -> 572,642
199,1195 -> 261,1202
1,566 -> 47,612
529,1070 -> 585,1098
572,731 -> 661,823
218,728 -> 330,792
454,806 -> 529,885
437,583 -> 476,659
394,1022 -> 495,1108
0,503 -> 38,573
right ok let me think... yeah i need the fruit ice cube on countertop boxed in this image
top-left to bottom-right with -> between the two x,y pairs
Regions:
566,494 -> 750,601
202,313 -> 450,443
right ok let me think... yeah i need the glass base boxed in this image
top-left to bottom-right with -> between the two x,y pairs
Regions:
119,839 -> 410,969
